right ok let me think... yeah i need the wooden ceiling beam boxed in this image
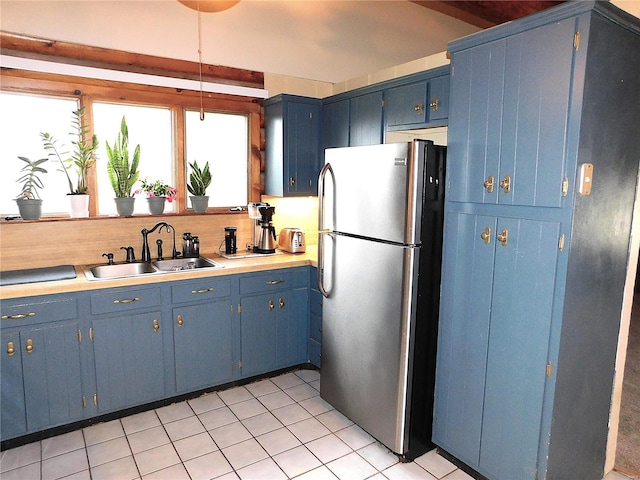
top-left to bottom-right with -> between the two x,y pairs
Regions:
411,1 -> 565,28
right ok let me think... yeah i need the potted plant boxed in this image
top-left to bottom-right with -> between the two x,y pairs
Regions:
187,160 -> 211,213
136,178 -> 177,215
106,116 -> 140,216
15,156 -> 48,220
41,108 -> 98,218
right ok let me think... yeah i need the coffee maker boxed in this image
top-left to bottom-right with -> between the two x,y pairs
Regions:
248,202 -> 269,252
256,205 -> 277,254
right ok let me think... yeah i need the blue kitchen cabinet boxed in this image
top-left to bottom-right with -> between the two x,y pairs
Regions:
239,268 -> 309,377
322,98 -> 350,159
435,3 -> 640,479
171,278 -> 234,393
265,94 -> 322,196
427,75 -> 449,123
446,17 -> 575,208
308,267 -> 322,368
1,295 -> 84,440
384,81 -> 429,129
434,212 -> 560,478
90,286 -> 165,413
349,91 -> 384,146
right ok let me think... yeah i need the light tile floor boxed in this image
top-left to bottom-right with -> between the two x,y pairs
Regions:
0,369 -> 634,480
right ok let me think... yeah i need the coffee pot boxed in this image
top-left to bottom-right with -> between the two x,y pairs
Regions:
256,206 -> 277,254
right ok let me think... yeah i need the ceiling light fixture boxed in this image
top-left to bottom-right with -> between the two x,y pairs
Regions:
178,1 -> 239,13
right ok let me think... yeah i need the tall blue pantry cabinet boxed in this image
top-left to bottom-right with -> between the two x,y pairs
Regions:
433,2 -> 640,480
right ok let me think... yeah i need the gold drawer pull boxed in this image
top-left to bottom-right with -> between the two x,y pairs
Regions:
113,297 -> 140,304
2,312 -> 36,320
153,319 -> 160,332
481,227 -> 491,245
500,175 -> 511,194
483,175 -> 495,194
191,288 -> 214,294
25,339 -> 33,354
279,298 -> 285,309
268,300 -> 275,311
266,279 -> 285,285
414,102 -> 423,115
177,315 -> 184,327
497,228 -> 508,247
7,341 -> 15,357
429,97 -> 439,112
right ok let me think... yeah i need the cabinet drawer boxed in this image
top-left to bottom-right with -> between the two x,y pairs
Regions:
239,268 -> 307,295
1,297 -> 78,326
90,286 -> 161,315
171,278 -> 231,304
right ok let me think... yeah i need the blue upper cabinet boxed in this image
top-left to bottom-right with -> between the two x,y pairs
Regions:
349,91 -> 384,146
447,18 -> 575,208
384,73 -> 450,129
322,98 -> 350,161
265,94 -> 322,196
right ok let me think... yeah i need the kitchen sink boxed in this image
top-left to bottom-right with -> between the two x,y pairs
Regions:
152,257 -> 221,272
84,257 -> 222,280
86,262 -> 157,280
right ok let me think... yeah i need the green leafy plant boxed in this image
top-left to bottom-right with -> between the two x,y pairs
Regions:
41,107 -> 99,194
136,178 -> 177,202
15,156 -> 49,200
187,160 -> 211,196
106,116 -> 140,198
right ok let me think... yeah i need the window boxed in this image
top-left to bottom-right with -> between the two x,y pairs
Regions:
0,66 -> 262,218
0,92 -> 79,215
184,110 -> 249,208
93,102 -> 173,215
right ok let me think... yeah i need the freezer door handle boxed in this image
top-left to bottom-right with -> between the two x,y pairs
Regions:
318,162 -> 335,298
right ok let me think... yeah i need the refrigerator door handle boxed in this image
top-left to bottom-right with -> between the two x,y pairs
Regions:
318,162 -> 335,298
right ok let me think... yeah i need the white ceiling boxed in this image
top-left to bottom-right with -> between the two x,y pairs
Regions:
0,0 -> 480,84
1,1 -> 639,85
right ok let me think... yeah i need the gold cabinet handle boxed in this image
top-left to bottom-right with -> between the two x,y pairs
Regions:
481,227 -> 491,245
25,339 -> 33,354
268,300 -> 275,311
7,341 -> 15,357
429,97 -> 439,112
500,175 -> 511,194
177,314 -> 183,327
113,297 -> 140,304
483,175 -> 495,194
279,298 -> 285,309
497,228 -> 508,247
290,177 -> 296,187
153,319 -> 160,332
2,312 -> 36,320
191,288 -> 214,294
414,102 -> 423,115
266,279 -> 285,286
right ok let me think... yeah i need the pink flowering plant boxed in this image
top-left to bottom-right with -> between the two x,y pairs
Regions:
136,178 -> 177,202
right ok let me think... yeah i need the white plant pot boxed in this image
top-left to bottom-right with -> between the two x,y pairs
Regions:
69,194 -> 89,218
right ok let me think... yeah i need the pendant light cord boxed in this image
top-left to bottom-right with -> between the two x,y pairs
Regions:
197,1 -> 205,120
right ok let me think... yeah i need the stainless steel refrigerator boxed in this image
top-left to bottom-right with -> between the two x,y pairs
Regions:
318,140 -> 445,460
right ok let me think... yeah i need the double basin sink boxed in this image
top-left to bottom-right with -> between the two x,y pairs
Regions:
84,257 -> 222,281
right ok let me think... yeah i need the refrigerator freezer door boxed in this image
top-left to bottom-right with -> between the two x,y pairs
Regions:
323,142 -> 425,245
319,233 -> 419,454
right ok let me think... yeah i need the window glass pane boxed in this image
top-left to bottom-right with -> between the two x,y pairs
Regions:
0,92 -> 79,215
185,110 -> 248,208
93,102 -> 173,215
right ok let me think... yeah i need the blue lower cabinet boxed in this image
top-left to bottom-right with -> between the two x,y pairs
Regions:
92,311 -> 165,413
173,301 -> 234,393
434,211 -> 561,478
1,295 -> 84,441
239,269 -> 309,377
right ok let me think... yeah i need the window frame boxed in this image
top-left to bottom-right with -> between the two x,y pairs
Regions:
1,67 -> 263,218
